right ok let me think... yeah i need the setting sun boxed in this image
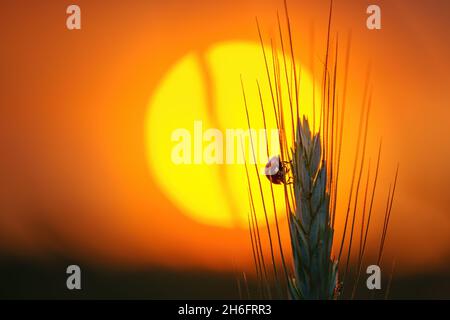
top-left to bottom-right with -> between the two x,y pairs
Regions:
146,41 -> 317,228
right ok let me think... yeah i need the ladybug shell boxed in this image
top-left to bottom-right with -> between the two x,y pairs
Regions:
264,156 -> 285,185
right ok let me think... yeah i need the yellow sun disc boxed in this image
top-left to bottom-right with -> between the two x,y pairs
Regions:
146,41 -> 318,229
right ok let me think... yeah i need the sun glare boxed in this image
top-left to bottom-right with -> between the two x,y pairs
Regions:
146,41 -> 318,229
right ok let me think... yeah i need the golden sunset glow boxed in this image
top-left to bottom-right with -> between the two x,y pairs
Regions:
146,41 -> 318,228
1,1 -> 450,286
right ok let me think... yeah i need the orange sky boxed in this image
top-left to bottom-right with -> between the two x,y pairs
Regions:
0,0 -> 449,276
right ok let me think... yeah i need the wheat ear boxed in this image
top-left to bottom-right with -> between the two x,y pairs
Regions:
288,117 -> 339,299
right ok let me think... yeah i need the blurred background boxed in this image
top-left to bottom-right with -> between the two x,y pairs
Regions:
0,0 -> 449,299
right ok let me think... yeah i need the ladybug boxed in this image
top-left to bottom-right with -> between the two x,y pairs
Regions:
264,155 -> 290,185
